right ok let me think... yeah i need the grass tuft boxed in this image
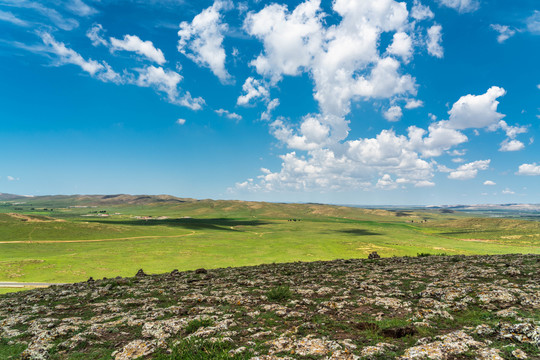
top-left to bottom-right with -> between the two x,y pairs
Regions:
265,285 -> 292,302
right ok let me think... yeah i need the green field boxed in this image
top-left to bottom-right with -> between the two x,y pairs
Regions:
1,195 -> 539,289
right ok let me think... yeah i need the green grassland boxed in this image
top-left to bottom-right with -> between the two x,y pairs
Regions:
0,195 -> 539,290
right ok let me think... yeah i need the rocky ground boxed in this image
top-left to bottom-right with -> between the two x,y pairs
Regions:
1,254 -> 539,360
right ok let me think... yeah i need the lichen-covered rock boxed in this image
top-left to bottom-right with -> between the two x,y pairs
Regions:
0,254 -> 539,359
113,339 -> 154,360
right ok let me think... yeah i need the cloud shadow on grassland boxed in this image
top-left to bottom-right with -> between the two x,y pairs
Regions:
85,218 -> 270,231
336,229 -> 383,236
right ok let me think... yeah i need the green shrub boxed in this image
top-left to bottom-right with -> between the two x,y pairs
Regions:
265,285 -> 292,302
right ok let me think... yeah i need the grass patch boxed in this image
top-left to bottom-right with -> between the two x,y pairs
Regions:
184,318 -> 214,335
0,338 -> 27,360
154,339 -> 252,360
265,285 -> 292,302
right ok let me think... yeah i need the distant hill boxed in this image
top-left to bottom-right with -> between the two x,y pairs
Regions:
0,193 -> 28,201
0,194 -> 197,206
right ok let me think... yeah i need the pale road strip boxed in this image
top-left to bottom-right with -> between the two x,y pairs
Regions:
0,282 -> 65,287
0,231 -> 197,244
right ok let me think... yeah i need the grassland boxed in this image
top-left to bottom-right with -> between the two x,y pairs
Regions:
0,195 -> 539,290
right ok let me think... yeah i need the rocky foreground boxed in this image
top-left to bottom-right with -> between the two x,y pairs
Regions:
1,254 -> 539,360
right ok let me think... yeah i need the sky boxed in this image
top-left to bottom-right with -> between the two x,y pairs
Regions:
0,0 -> 539,205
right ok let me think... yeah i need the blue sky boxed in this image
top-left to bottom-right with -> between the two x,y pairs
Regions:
0,0 -> 539,205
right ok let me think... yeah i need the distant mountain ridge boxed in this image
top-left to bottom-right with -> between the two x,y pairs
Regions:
0,193 -> 197,206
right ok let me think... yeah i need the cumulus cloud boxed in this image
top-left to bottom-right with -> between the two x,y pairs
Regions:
483,180 -> 496,186
376,174 -> 398,190
86,24 -> 107,46
383,106 -> 403,122
499,139 -> 524,152
405,99 -> 424,109
502,188 -> 515,195
237,77 -> 269,106
496,120 -> 527,139
490,24 -> 516,43
215,109 -> 242,121
517,163 -> 540,176
436,0 -> 479,13
86,24 -> 166,64
411,0 -> 434,21
244,0 -> 323,82
387,32 -> 413,62
7,176 -> 17,181
447,86 -> 506,129
135,66 -> 204,110
136,66 -> 181,100
448,160 -> 490,180
110,35 -> 166,64
260,98 -> 280,121
245,0 -> 416,118
178,0 -> 232,83
427,25 -> 443,58
176,118 -> 186,125
233,1 -> 518,193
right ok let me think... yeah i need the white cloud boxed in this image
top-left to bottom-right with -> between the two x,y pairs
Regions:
5,0 -> 79,30
526,11 -> 540,34
502,188 -> 515,195
245,0 -> 416,118
86,24 -> 107,46
387,32 -> 413,62
177,92 -> 206,111
447,86 -> 506,129
110,35 -> 166,64
215,109 -> 242,121
136,65 -> 181,101
490,24 -> 516,43
234,0 -> 521,194
409,122 -> 468,157
176,118 -> 186,125
451,157 -> 464,163
39,32 -> 123,83
411,0 -> 434,21
415,180 -> 435,187
87,24 -> 167,65
483,180 -> 496,186
449,149 -> 466,156
7,176 -> 16,181
496,120 -> 527,139
260,98 -> 280,121
517,163 -> 540,176
237,77 -> 269,105
178,0 -> 232,83
448,160 -> 490,180
0,10 -> 29,26
436,0 -> 479,13
66,0 -> 97,17
376,174 -> 398,190
499,139 -> 524,152
427,25 -> 443,58
405,99 -> 423,109
244,0 -> 323,82
383,106 -> 403,122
